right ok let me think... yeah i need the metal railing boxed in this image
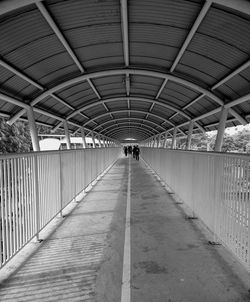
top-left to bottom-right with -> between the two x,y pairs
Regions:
0,147 -> 119,268
141,147 -> 250,271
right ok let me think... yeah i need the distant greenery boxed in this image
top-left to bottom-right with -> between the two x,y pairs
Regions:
0,118 -> 32,153
0,117 -> 250,154
176,129 -> 250,153
0,118 -> 52,154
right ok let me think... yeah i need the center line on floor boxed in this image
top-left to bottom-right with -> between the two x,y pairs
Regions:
121,157 -> 131,302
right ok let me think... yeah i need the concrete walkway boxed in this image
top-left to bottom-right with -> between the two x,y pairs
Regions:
0,157 -> 250,301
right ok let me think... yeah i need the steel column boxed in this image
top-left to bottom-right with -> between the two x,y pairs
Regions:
171,127 -> 177,149
26,107 -> 40,151
63,121 -> 71,149
80,127 -> 87,148
91,132 -> 96,148
163,132 -> 168,148
214,107 -> 229,152
185,121 -> 194,150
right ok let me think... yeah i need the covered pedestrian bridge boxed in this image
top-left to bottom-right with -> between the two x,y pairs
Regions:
0,0 -> 250,301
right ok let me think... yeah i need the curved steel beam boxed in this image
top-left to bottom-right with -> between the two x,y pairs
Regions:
101,122 -> 156,135
94,117 -> 166,132
8,68 -> 247,126
1,0 -> 249,20
67,96 -> 191,121
82,109 -> 186,134
53,95 -> 198,132
106,125 -> 153,136
108,128 -> 149,140
8,68 -> 228,124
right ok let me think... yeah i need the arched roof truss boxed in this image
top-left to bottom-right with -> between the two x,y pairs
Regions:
0,0 -> 249,142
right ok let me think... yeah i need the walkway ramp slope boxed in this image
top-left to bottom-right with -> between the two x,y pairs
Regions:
0,157 -> 249,302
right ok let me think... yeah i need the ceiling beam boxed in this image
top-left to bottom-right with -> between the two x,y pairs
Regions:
0,92 -> 112,140
82,109 -> 185,134
212,60 -> 250,90
105,125 -> 154,136
6,68 -> 247,126
149,103 -> 155,112
0,92 -> 30,110
36,95 -> 194,132
0,58 -> 44,90
224,93 -> 250,109
66,96 -> 207,132
99,121 -> 159,135
50,93 -> 75,110
102,102 -> 109,112
1,0 -> 250,19
87,79 -> 101,99
155,0 -> 212,99
171,1 -> 212,72
125,75 -> 130,96
107,127 -> 149,138
36,1 -> 84,73
94,117 -> 166,132
181,59 -> 250,112
6,68 -> 226,123
120,0 -> 129,66
0,58 -> 77,111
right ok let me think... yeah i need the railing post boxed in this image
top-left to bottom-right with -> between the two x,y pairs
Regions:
34,155 -> 41,242
74,150 -> 77,201
59,152 -> 63,217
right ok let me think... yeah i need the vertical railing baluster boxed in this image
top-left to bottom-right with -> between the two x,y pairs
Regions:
0,160 -> 6,266
34,155 -> 40,242
59,153 -> 63,217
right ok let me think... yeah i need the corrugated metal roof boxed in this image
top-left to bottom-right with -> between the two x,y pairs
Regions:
199,5 -> 250,54
178,51 -> 229,85
188,34 -> 248,70
48,0 -> 120,29
0,0 -> 249,142
130,0 -> 201,28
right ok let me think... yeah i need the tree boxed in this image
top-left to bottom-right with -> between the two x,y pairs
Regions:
0,118 -> 32,153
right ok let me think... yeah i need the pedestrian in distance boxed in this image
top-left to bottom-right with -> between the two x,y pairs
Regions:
132,145 -> 136,159
135,145 -> 140,160
128,145 -> 132,155
124,146 -> 128,156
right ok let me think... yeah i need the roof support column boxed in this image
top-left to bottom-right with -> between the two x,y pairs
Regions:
81,127 -> 87,148
63,120 -> 71,149
185,121 -> 194,150
171,127 -> 177,149
27,106 -> 40,151
102,136 -> 106,147
163,132 -> 168,148
214,107 -> 229,152
157,134 -> 161,148
152,137 -> 156,148
91,132 -> 96,148
152,136 -> 156,148
97,134 -> 102,147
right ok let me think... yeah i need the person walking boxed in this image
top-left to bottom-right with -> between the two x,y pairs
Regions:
135,145 -> 140,160
124,146 -> 128,156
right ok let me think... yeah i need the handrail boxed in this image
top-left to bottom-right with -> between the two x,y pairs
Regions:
141,147 -> 250,272
0,147 -> 120,268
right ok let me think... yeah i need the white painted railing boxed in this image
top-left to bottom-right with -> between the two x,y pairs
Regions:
0,148 -> 119,267
141,147 -> 250,271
